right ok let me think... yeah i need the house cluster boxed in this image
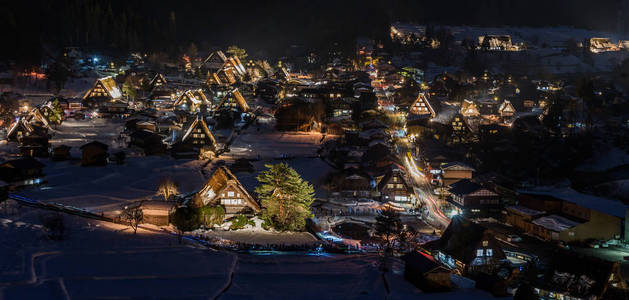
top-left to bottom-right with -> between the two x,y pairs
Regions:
5,100 -> 61,157
586,37 -> 629,53
78,50 -> 256,159
411,216 -> 628,299
476,35 -> 525,51
316,119 -> 416,215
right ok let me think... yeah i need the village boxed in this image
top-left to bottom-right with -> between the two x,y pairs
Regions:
3,6 -> 629,298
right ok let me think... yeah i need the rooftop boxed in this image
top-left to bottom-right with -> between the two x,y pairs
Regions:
532,214 -> 582,232
519,187 -> 628,218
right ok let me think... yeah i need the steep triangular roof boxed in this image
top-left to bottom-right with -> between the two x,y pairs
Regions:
6,117 -> 34,140
207,72 -> 224,85
441,162 -> 475,172
149,73 -> 167,88
197,166 -> 260,210
409,93 -> 436,118
216,88 -> 249,112
27,108 -> 51,129
0,157 -> 45,169
202,51 -> 228,70
498,100 -> 515,115
181,115 -> 217,146
227,56 -> 246,76
174,89 -> 209,110
460,99 -> 480,117
274,67 -> 290,81
425,216 -> 505,263
83,76 -> 122,100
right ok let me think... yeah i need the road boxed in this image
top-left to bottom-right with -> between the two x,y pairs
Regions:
402,151 -> 450,229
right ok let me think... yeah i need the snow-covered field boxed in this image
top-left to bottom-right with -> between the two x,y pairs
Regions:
0,202 -> 506,299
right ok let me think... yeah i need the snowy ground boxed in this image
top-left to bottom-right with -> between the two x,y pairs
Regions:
0,202 -> 507,299
20,156 -> 206,216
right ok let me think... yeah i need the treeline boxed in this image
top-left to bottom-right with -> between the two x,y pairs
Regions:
0,0 -> 175,62
0,0 -> 623,63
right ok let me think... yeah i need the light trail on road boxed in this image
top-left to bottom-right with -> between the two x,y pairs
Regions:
403,154 -> 450,229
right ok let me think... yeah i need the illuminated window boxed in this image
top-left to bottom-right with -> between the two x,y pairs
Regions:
486,249 -> 493,257
482,240 -> 488,247
476,249 -> 484,257
228,191 -> 234,197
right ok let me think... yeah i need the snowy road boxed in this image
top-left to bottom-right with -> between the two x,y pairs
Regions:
404,152 -> 450,229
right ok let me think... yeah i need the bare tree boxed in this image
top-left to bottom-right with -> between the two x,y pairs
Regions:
121,203 -> 144,234
157,178 -> 179,201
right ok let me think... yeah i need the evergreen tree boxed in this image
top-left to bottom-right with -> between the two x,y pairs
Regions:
48,99 -> 65,126
171,206 -> 200,244
255,163 -> 315,231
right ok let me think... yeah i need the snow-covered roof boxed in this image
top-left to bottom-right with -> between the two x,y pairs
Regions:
519,188 -> 629,218
506,205 -> 545,217
532,214 -> 581,232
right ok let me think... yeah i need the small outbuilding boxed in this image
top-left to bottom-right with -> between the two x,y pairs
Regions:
80,141 -> 109,166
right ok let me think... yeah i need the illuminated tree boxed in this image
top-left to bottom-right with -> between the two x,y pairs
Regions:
121,203 -> 143,234
47,99 -> 65,126
157,178 -> 179,201
255,163 -> 315,231
226,45 -> 248,60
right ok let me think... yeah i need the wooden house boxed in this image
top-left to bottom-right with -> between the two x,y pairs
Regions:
196,166 -> 260,216
402,251 -> 452,292
448,179 -> 501,217
497,100 -> 515,118
441,162 -> 475,186
377,166 -> 415,207
425,216 -> 506,275
80,141 -> 109,166
148,74 -> 174,109
408,92 -> 436,119
83,76 -> 122,105
140,201 -> 175,226
207,69 -> 237,86
201,51 -> 229,73
174,89 -> 209,112
52,145 -> 72,161
149,73 -> 167,88
19,134 -> 50,158
172,115 -> 217,158
0,157 -> 46,188
129,130 -> 166,155
273,67 -> 290,81
478,35 -> 516,51
449,114 -> 474,144
6,117 -> 34,142
460,100 -> 480,117
216,88 -> 249,112
331,167 -> 375,199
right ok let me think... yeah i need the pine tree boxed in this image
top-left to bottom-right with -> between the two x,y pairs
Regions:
255,163 -> 315,231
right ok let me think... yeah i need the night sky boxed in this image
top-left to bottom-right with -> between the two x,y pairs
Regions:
0,0 -> 623,62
